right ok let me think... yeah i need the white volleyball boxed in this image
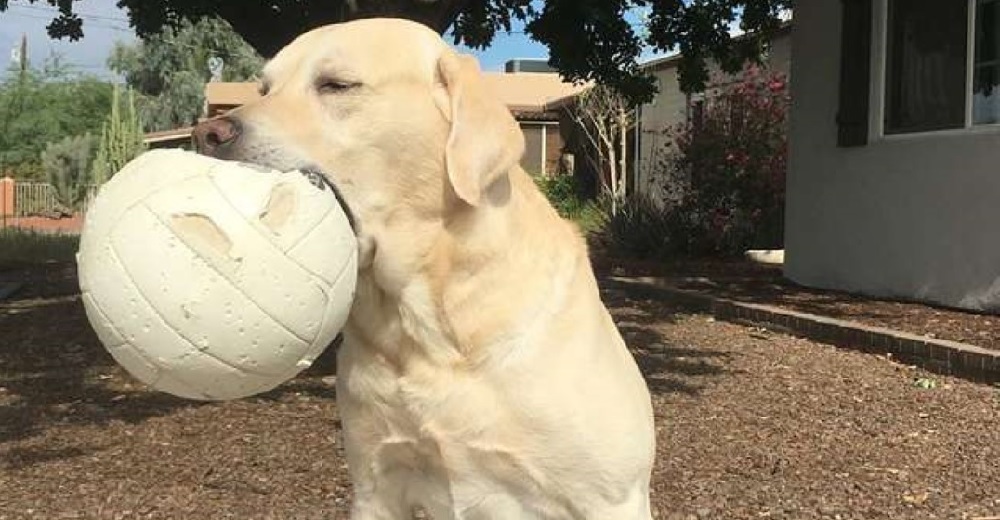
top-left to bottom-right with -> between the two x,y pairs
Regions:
77,149 -> 357,401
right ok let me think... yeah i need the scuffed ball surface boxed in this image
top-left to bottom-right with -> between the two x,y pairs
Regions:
77,149 -> 357,400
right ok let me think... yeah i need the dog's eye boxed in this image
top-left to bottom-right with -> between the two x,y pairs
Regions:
317,79 -> 358,94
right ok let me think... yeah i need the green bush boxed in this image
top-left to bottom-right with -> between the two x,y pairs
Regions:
602,194 -> 679,257
535,174 -> 584,216
41,134 -> 95,213
534,174 -> 606,234
0,56 -> 113,180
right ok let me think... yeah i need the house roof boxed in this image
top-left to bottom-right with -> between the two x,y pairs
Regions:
205,82 -> 260,107
543,92 -> 584,111
639,21 -> 794,72
542,20 -> 795,110
143,126 -> 194,144
203,72 -> 585,115
479,72 -> 587,113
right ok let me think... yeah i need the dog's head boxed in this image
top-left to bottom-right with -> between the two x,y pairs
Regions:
192,18 -> 525,277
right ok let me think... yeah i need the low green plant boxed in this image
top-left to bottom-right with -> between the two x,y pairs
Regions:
534,174 -> 606,234
0,227 -> 80,266
601,194 -> 678,257
573,200 -> 607,235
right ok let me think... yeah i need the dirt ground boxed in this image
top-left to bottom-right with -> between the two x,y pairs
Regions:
594,255 -> 1000,351
3,262 -> 1000,519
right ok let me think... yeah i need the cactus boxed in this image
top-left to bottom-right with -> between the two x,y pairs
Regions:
92,84 -> 146,184
41,134 -> 95,213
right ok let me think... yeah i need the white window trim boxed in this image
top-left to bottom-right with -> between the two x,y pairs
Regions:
541,124 -> 547,176
870,0 -> 1000,141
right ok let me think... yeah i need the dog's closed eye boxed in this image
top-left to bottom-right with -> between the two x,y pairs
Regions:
317,78 -> 360,94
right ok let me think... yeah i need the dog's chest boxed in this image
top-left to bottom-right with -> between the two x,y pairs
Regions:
338,341 -> 551,489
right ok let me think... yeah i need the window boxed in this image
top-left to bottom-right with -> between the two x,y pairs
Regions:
520,123 -> 544,175
883,0 -> 1000,134
975,0 -> 1000,123
688,93 -> 706,127
884,0 -> 968,133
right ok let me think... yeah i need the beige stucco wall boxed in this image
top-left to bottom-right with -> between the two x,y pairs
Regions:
636,30 -> 793,204
785,1 -> 1000,312
636,67 -> 687,201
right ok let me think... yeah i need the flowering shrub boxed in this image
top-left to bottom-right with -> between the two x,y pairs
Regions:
652,65 -> 790,256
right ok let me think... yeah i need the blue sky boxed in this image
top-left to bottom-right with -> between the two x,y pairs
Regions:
0,0 -> 670,80
0,0 -> 134,80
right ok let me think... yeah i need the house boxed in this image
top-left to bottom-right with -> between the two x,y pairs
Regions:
479,71 -> 586,176
141,82 -> 257,149
144,127 -> 195,150
634,23 -> 793,203
143,62 -> 586,177
786,0 -> 1000,312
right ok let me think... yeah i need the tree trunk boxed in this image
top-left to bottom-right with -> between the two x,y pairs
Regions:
619,112 -> 628,203
605,138 -> 618,215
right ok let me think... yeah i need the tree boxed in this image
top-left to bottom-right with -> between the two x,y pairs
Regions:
0,55 -> 113,180
107,16 -> 265,132
92,85 -> 147,184
4,0 -> 791,103
565,85 -> 635,215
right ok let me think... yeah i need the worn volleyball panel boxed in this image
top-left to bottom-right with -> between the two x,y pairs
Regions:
77,149 -> 357,401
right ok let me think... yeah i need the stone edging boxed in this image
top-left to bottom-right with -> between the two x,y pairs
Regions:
609,276 -> 1000,383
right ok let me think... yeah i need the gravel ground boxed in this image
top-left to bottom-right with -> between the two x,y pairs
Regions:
2,263 -> 1000,519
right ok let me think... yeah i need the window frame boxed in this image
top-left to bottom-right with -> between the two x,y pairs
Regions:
870,0 -> 1000,140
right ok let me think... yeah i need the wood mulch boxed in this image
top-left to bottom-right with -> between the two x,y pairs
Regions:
3,261 -> 1000,519
592,254 -> 1000,351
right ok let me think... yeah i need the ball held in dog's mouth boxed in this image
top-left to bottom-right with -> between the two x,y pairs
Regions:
297,166 -> 359,235
77,149 -> 359,401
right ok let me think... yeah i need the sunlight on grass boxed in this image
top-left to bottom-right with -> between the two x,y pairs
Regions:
533,174 -> 608,236
570,201 -> 607,235
0,227 -> 80,266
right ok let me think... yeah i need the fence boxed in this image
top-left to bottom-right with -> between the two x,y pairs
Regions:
1,178 -> 99,218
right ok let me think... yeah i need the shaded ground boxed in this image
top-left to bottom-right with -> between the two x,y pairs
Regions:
3,262 -> 1000,519
594,254 -> 1000,351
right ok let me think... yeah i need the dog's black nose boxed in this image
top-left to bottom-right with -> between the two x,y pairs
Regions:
193,117 -> 241,156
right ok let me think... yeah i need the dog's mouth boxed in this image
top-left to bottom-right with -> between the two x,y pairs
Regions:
231,158 -> 363,247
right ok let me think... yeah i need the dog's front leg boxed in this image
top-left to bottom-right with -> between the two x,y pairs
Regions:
346,457 -> 415,520
349,490 -> 409,520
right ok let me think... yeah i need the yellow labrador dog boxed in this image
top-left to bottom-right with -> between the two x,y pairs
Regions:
192,18 -> 655,520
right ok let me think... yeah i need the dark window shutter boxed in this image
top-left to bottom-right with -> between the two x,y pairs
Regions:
837,0 -> 874,147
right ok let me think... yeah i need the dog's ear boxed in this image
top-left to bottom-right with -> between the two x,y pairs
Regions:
436,51 -> 525,206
